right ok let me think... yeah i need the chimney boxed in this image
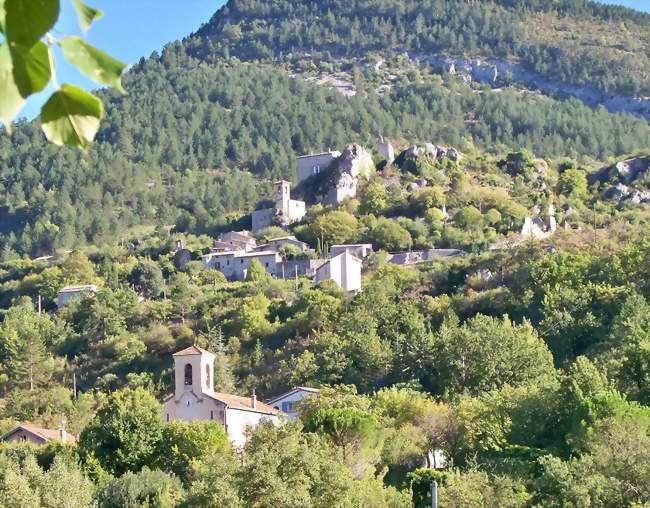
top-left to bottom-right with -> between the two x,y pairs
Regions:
59,418 -> 67,442
251,389 -> 257,409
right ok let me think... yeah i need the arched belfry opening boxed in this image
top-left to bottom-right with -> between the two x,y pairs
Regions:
184,364 -> 193,386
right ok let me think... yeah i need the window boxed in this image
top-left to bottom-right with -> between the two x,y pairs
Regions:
166,413 -> 169,422
240,259 -> 244,264
281,401 -> 296,413
184,364 -> 192,385
186,400 -> 191,407
313,165 -> 320,174
216,262 -> 221,269
210,410 -> 214,420
265,262 -> 269,267
205,364 -> 210,388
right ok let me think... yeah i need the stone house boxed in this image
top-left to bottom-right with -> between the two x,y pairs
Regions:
254,236 -> 309,253
202,250 -> 281,281
57,284 -> 97,308
267,387 -> 320,420
252,181 -> 306,232
388,249 -> 466,266
1,423 -> 77,445
313,251 -> 362,292
296,150 -> 341,183
212,231 -> 257,252
162,346 -> 280,448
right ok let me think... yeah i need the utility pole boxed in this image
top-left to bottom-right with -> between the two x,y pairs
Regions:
431,480 -> 438,508
37,294 -> 42,314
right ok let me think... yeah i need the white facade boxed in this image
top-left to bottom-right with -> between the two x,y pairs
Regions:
313,251 -> 362,292
296,151 -> 341,183
162,346 -> 280,448
57,284 -> 97,308
330,244 -> 373,259
267,387 -> 320,420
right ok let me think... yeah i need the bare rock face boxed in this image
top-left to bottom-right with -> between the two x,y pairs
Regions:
614,157 -> 650,184
447,147 -> 461,162
322,144 -> 374,205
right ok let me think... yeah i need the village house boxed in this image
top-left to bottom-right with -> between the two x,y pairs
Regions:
388,248 -> 466,266
296,150 -> 341,183
1,423 -> 77,446
162,346 -> 281,448
267,387 -> 320,420
313,251 -> 362,292
57,284 -> 97,308
202,250 -> 281,281
252,180 -> 306,232
212,231 -> 257,252
330,243 -> 373,259
254,235 -> 310,253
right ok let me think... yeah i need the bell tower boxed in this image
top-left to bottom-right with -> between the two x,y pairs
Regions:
275,180 -> 291,215
172,346 -> 215,399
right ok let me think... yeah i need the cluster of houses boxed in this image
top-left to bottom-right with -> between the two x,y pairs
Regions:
202,229 -> 366,293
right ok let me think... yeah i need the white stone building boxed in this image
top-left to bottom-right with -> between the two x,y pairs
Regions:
252,180 -> 306,232
162,346 -> 280,448
296,150 -> 341,183
57,284 -> 97,308
313,251 -> 362,292
267,387 -> 320,420
330,243 -> 373,259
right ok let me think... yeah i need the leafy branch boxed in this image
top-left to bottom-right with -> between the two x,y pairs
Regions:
0,0 -> 126,148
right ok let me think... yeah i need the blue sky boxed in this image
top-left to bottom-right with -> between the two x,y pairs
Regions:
19,0 -> 226,120
15,0 -> 650,120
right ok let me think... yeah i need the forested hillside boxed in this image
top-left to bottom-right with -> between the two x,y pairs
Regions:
0,1 -> 650,504
1,44 -> 648,258
192,0 -> 650,96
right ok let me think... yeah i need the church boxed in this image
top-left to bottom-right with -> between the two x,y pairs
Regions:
162,345 -> 280,447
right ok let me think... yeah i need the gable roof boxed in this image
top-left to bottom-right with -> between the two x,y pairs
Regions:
172,345 -> 212,357
267,386 -> 321,405
1,424 -> 77,444
207,392 -> 280,415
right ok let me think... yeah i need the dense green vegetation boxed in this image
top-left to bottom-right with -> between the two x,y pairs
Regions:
191,0 -> 650,95
1,49 -> 648,258
0,0 -> 650,505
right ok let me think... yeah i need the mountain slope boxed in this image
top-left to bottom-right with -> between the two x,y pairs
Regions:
0,0 -> 649,258
190,0 -> 650,97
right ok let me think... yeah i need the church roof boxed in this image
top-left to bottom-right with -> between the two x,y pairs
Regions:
208,392 -> 280,415
172,345 -> 212,357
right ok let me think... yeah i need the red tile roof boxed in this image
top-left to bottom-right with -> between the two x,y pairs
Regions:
1,424 -> 77,444
172,345 -> 212,357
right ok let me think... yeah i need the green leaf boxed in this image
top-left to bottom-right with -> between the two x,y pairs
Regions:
40,84 -> 103,148
5,0 -> 59,46
0,42 -> 23,132
60,36 -> 126,93
0,0 -> 6,34
10,40 -> 51,97
71,0 -> 102,32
